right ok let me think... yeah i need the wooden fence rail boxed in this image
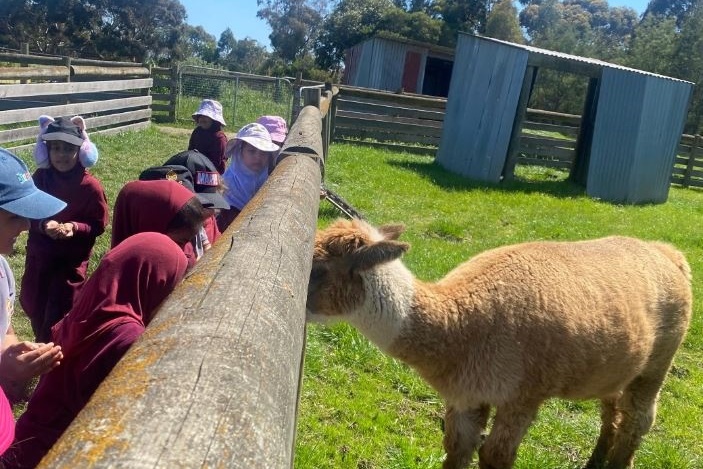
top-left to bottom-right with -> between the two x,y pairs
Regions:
0,51 -> 152,151
39,104 -> 326,468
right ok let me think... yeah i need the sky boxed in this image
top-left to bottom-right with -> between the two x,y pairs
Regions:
180,0 -> 272,49
179,0 -> 651,52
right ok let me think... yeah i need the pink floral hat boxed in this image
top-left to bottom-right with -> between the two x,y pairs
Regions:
192,99 -> 226,126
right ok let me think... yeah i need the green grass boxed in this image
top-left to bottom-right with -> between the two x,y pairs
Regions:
6,132 -> 702,467
296,143 -> 703,468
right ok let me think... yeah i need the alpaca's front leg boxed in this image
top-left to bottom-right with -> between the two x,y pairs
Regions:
442,404 -> 490,469
478,401 -> 540,469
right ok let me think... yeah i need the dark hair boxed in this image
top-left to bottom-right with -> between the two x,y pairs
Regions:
166,196 -> 209,234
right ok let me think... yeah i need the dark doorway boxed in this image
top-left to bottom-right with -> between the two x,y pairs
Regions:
422,56 -> 453,97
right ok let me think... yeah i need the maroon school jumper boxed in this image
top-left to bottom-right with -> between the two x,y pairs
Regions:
20,163 -> 108,343
188,125 -> 228,174
4,233 -> 187,469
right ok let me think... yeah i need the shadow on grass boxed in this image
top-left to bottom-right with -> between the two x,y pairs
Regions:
388,158 -> 587,199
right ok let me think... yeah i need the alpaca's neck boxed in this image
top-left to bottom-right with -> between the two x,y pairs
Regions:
348,260 -> 417,352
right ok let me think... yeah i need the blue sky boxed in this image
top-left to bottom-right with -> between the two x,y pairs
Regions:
181,0 -> 272,48
179,0 -> 651,51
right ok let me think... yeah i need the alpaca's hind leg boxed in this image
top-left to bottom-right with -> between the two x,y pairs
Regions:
583,395 -> 622,469
478,400 -> 540,469
442,404 -> 490,469
606,374 -> 666,469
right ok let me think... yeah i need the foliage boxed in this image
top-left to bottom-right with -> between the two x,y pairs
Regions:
643,0 -> 697,27
670,2 -> 703,133
314,0 -> 398,70
296,141 -> 703,468
435,0 -> 491,46
257,0 -> 326,64
485,0 -> 525,43
0,0 -> 187,63
621,14 -> 678,74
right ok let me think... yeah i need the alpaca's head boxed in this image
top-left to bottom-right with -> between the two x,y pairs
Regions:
306,219 -> 409,322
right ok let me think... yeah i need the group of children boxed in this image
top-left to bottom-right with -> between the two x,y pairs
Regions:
0,98 -> 288,467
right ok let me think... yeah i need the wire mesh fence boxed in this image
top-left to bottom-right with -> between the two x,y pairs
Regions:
176,65 -> 295,131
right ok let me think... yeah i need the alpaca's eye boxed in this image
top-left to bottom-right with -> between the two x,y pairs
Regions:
309,266 -> 327,284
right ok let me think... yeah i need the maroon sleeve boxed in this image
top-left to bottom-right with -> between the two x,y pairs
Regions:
70,175 -> 109,238
214,131 -> 228,173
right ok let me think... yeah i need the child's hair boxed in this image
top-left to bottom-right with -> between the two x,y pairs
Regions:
166,196 -> 210,233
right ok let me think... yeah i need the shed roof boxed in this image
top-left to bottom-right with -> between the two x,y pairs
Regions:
465,34 -> 693,83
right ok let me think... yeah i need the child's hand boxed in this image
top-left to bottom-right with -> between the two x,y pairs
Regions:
43,220 -> 62,239
58,223 -> 75,239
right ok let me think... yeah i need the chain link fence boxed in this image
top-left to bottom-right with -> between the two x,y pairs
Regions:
175,65 -> 296,132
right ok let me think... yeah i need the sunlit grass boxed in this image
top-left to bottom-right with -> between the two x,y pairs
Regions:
298,142 -> 703,468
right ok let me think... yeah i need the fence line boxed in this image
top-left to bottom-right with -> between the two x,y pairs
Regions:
332,86 -> 703,189
39,102 -> 327,469
0,51 -> 151,151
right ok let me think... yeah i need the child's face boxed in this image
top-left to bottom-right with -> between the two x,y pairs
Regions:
48,140 -> 79,172
0,208 -> 29,255
241,142 -> 270,173
197,115 -> 213,130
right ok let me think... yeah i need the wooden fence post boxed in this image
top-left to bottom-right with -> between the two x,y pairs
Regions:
169,66 -> 179,122
20,43 -> 29,85
38,106 -> 324,469
683,134 -> 701,187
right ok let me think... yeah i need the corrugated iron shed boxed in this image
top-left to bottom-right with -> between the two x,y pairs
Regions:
342,36 -> 454,95
437,33 -> 694,204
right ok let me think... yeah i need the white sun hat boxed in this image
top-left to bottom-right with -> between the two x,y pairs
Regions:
234,123 -> 280,152
192,99 -> 226,126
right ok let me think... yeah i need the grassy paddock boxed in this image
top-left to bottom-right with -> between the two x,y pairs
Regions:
5,132 -> 701,467
295,143 -> 703,469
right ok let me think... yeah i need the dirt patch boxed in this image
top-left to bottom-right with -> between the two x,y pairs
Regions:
154,125 -> 192,136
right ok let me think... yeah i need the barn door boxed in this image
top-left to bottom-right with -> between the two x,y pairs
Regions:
401,51 -> 422,93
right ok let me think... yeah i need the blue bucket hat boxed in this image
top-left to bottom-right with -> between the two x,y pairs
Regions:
0,148 -> 66,219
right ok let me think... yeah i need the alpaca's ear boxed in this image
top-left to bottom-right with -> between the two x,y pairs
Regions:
349,240 -> 409,271
378,224 -> 405,240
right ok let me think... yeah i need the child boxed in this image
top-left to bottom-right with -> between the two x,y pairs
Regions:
4,232 -> 188,468
111,179 -> 210,268
138,155 -> 227,261
256,115 -> 288,147
20,116 -> 109,343
162,150 -> 229,256
189,99 -> 228,174
0,148 -> 66,456
256,115 -> 288,173
218,123 -> 280,232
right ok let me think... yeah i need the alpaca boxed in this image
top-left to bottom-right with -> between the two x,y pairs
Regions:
306,219 -> 692,469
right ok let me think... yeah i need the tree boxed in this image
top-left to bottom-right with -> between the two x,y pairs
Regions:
485,0 -> 524,43
670,2 -> 703,133
622,14 -> 677,74
257,0 -> 327,64
435,0 -> 492,47
94,0 -> 187,63
216,28 -> 237,63
179,25 -> 217,64
0,0 -> 188,62
0,0 -> 103,56
314,0 -> 397,69
643,0 -> 696,27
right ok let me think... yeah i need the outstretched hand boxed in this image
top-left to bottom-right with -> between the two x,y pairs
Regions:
0,341 -> 63,382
